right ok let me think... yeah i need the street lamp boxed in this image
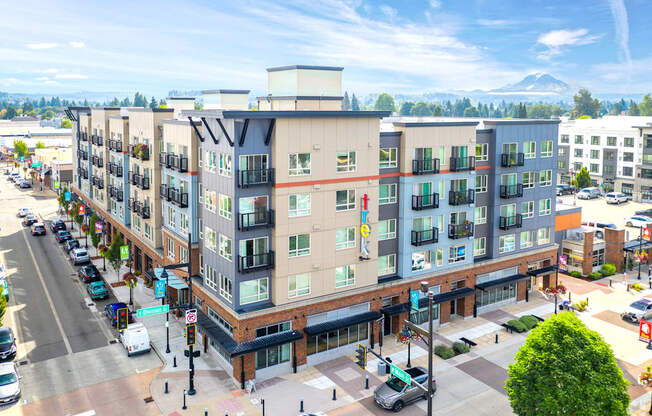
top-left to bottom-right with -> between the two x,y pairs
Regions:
161,268 -> 171,354
420,281 -> 434,416
398,324 -> 417,368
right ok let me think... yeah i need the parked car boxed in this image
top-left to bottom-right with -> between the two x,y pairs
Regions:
30,223 -> 46,236
605,192 -> 628,204
21,215 -> 38,227
50,219 -> 66,232
14,179 -> 24,188
0,328 -> 16,362
556,184 -> 574,196
577,187 -> 601,199
635,208 -> 652,217
0,362 -> 21,404
87,281 -> 109,300
16,208 -> 31,218
624,215 -> 652,228
78,265 -> 101,283
18,181 -> 31,189
374,366 -> 436,412
55,230 -> 72,243
70,248 -> 90,265
65,239 -> 81,252
581,221 -> 617,239
104,302 -> 135,327
119,323 -> 151,356
621,299 -> 652,323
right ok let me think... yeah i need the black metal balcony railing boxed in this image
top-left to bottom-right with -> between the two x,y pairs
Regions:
169,188 -> 188,208
141,176 -> 150,190
80,150 -> 88,160
109,163 -> 123,177
141,205 -> 150,219
166,153 -> 175,169
128,171 -> 137,185
411,227 -> 439,246
238,168 -> 275,188
92,135 -> 104,146
90,135 -> 97,145
132,173 -> 150,190
77,167 -> 89,179
159,152 -> 168,167
449,156 -> 475,172
412,159 -> 440,175
173,155 -> 188,173
448,222 -> 474,239
91,176 -> 104,189
238,210 -> 275,231
500,184 -> 523,199
108,139 -> 123,152
160,184 -> 170,200
80,132 -> 88,142
449,189 -> 475,205
109,186 -> 124,202
499,214 -> 523,230
500,153 -> 524,167
238,251 -> 275,273
412,193 -> 440,210
91,155 -> 104,168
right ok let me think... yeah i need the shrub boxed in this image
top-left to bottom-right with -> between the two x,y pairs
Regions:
452,341 -> 470,355
631,283 -> 644,292
570,271 -> 582,278
434,345 -> 455,359
519,315 -> 539,330
600,264 -> 616,276
588,272 -> 602,280
508,319 -> 528,333
573,300 -> 589,312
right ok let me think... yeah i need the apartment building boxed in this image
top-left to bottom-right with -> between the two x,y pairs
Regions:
637,123 -> 652,201
68,65 -> 560,387
557,116 -> 652,198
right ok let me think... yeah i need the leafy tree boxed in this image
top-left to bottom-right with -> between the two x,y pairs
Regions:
574,166 -> 592,190
42,110 -> 55,120
342,92 -> 351,111
58,186 -> 71,225
528,104 -> 551,119
0,294 -> 5,326
573,89 -> 601,118
638,94 -> 652,116
13,139 -> 28,158
60,119 -> 72,128
4,105 -> 17,119
133,92 -> 147,107
374,93 -> 396,112
505,312 -> 629,416
351,94 -> 360,111
149,97 -> 157,109
35,141 -> 45,149
411,102 -> 431,116
430,104 -> 443,116
88,212 -> 101,249
105,233 -> 124,280
110,97 -> 120,106
399,101 -> 415,116
463,106 -> 480,117
72,201 -> 84,230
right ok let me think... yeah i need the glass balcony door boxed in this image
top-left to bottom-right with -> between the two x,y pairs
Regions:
240,237 -> 268,268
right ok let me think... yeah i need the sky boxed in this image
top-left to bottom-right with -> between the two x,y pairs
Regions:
0,0 -> 650,97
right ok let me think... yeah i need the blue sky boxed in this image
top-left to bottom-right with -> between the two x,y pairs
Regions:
1,0 -> 650,96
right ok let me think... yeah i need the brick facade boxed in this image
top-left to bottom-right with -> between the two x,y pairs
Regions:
605,228 -> 625,272
582,230 -> 594,276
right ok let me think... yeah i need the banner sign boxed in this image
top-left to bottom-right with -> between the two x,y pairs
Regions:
640,320 -> 651,342
95,221 -> 103,234
643,227 -> 651,241
154,279 -> 166,299
360,194 -> 371,259
120,245 -> 129,260
64,191 -> 71,202
78,204 -> 85,215
54,180 -> 60,189
410,290 -> 420,312
558,255 -> 568,272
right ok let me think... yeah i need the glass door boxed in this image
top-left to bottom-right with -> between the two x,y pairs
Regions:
414,182 -> 433,206
240,237 -> 268,268
239,154 -> 268,185
239,196 -> 268,227
500,204 -> 516,226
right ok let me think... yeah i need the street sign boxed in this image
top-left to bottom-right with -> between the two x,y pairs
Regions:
404,320 -> 430,339
558,255 -> 568,272
390,364 -> 411,385
78,204 -> 85,215
120,245 -> 129,260
410,290 -> 420,312
154,279 -> 166,299
54,180 -> 60,189
136,304 -> 169,318
95,221 -> 103,234
20,156 -> 24,162
186,309 -> 197,324
32,161 -> 41,168
64,191 -> 71,202
640,320 -> 651,342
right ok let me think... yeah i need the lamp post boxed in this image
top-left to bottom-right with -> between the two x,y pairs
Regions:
420,281 -> 434,416
639,226 -> 643,280
398,324 -> 414,368
161,268 -> 170,354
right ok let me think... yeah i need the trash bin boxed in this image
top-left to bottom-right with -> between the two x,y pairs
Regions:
378,361 -> 387,377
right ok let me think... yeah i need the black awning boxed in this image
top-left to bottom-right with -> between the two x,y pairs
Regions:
303,311 -> 382,336
380,302 -> 410,316
527,265 -> 557,276
475,274 -> 529,290
231,330 -> 303,358
624,240 -> 652,252
417,287 -> 475,308
196,309 -> 237,354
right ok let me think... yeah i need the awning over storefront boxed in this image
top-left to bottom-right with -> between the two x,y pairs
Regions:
623,240 -> 652,253
196,309 -> 237,354
417,287 -> 475,308
475,274 -> 529,290
151,267 -> 189,289
230,330 -> 303,358
380,303 -> 410,316
303,311 -> 382,336
527,265 -> 557,276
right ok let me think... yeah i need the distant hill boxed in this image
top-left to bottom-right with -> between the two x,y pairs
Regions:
490,73 -> 570,95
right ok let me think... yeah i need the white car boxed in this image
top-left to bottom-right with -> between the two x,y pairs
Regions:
605,192 -> 628,205
119,323 -> 151,357
0,362 -> 21,404
624,215 -> 652,228
621,299 -> 652,323
70,248 -> 90,265
17,208 -> 31,217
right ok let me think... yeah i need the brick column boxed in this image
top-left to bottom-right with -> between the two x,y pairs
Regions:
439,301 -> 451,324
582,231 -> 594,276
605,228 -> 625,272
516,280 -> 527,301
461,294 -> 474,317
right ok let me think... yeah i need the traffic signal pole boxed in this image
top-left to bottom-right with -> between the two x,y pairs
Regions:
188,343 -> 195,395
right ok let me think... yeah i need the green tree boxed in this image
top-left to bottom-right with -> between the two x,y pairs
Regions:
149,97 -> 157,109
342,92 -> 351,111
430,104 -> 443,116
638,94 -> 652,116
506,312 -> 629,416
573,89 -> 601,118
373,93 -> 396,112
463,106 -> 480,117
411,102 -> 432,116
58,186 -> 71,227
35,141 -> 45,149
399,101 -> 415,116
4,105 -> 17,119
0,295 -> 5,326
42,110 -> 55,120
574,166 -> 592,189
60,119 -> 72,128
351,94 -> 360,111
13,139 -> 28,158
105,233 -> 124,280
72,201 -> 84,231
88,212 -> 101,249
517,103 -> 527,118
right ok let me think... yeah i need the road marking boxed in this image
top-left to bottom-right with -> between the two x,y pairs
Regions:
70,411 -> 96,416
21,228 -> 73,355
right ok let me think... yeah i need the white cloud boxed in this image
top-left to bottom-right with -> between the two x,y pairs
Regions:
379,5 -> 397,20
55,74 -> 88,79
536,29 -> 600,60
477,19 -> 518,27
607,0 -> 631,80
33,68 -> 58,74
26,43 -> 57,49
429,0 -> 441,8
35,77 -> 50,81
69,41 -> 85,48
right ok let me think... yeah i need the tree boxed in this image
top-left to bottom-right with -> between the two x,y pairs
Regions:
88,212 -> 101,249
149,97 -> 157,109
374,93 -> 396,112
463,106 -> 480,117
638,94 -> 652,116
72,201 -> 84,234
42,110 -> 55,120
60,119 -> 72,128
105,233 -> 124,281
13,139 -> 28,158
574,166 -> 592,189
430,104 -> 443,116
517,103 -> 527,118
58,186 -> 71,226
35,141 -> 45,149
506,312 -> 629,416
573,89 -> 601,118
4,105 -> 17,119
399,101 -> 415,116
0,295 -> 5,326
342,92 -> 351,111
411,102 -> 432,116
351,94 -> 360,111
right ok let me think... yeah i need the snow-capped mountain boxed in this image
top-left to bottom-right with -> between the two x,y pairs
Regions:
490,73 -> 570,95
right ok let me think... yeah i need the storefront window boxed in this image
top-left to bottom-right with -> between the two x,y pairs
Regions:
475,283 -> 516,308
306,323 -> 369,356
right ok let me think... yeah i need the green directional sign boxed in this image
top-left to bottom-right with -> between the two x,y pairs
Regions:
390,364 -> 411,385
120,245 -> 129,260
136,304 -> 169,318
54,180 -> 60,189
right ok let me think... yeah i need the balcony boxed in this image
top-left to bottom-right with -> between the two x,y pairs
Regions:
128,171 -> 137,186
449,189 -> 475,205
129,144 -> 150,161
132,201 -> 150,219
91,155 -> 104,168
499,214 -> 522,230
449,156 -> 475,172
411,227 -> 438,246
412,193 -> 439,210
238,168 -> 274,188
109,163 -> 123,177
448,222 -> 474,239
109,186 -> 124,202
91,176 -> 104,189
500,184 -> 523,199
77,167 -> 89,179
160,184 -> 170,201
412,159 -> 440,175
169,188 -> 188,208
238,210 -> 275,231
79,150 -> 88,161
80,132 -> 88,142
173,155 -> 188,173
91,135 -> 104,146
238,251 -> 275,273
500,153 -> 524,167
159,152 -> 168,167
108,139 -> 123,152
133,173 -> 150,190
141,205 -> 150,219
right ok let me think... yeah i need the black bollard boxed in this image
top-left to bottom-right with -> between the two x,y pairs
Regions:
165,378 -> 168,394
204,408 -> 208,416
300,399 -> 304,412
609,279 -> 612,288
173,355 -> 177,368
648,338 -> 652,351
182,389 -> 187,410
365,375 -> 369,390
262,398 -> 265,416
495,333 -> 498,344
332,387 -> 337,401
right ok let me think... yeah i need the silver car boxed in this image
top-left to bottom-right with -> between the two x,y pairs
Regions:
70,248 -> 90,265
0,362 -> 21,404
621,299 -> 652,323
374,366 -> 436,412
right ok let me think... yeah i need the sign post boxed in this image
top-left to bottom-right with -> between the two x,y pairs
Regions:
136,305 -> 169,318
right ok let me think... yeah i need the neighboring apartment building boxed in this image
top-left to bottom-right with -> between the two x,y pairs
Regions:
557,116 -> 652,198
68,65 -> 560,387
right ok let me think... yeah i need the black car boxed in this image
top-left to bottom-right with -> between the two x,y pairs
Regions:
19,182 -> 31,189
635,208 -> 652,217
55,230 -> 72,243
22,216 -> 38,227
50,219 -> 66,233
78,265 -> 101,283
65,239 -> 80,252
0,328 -> 16,362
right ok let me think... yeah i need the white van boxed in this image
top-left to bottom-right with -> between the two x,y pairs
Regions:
119,323 -> 151,356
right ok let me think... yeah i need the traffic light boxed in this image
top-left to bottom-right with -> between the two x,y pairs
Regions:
117,308 -> 128,330
186,323 -> 196,346
355,344 -> 367,369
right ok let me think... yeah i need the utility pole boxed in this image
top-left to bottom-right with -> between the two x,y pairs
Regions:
638,226 -> 643,280
161,268 -> 171,354
424,282 -> 434,416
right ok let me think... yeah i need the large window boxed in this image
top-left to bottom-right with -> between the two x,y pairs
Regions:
590,149 -> 600,159
607,136 -> 617,146
539,198 -> 551,216
167,206 -> 175,228
240,278 -> 269,305
289,153 -> 311,176
219,194 -> 232,220
289,234 -> 311,257
288,273 -> 311,298
206,227 -> 217,252
475,143 -> 488,162
218,153 -> 232,177
560,134 -> 569,143
590,163 -> 599,173
475,175 -> 488,193
474,237 -> 486,256
378,254 -> 396,276
623,166 -> 633,177
475,206 -> 487,224
379,183 -> 397,204
255,342 -> 290,370
539,170 -> 552,186
335,265 -> 355,288
205,265 -> 218,291
167,237 -> 175,260
412,250 -> 432,271
624,137 -> 634,147
180,213 -> 189,233
499,234 -> 516,253
574,148 -> 583,157
522,172 -> 535,189
336,190 -> 355,211
475,283 -> 516,308
541,141 -> 553,158
306,323 -> 368,356
522,201 -> 534,219
623,152 -> 634,162
591,136 -> 600,145
218,234 -> 232,261
537,228 -> 550,244
379,219 -> 396,240
379,148 -> 398,168
336,151 -> 356,173
574,135 -> 583,144
205,191 -> 217,213
219,273 -> 232,302
449,244 -> 466,263
520,231 -> 533,248
524,141 -> 536,159
336,227 -> 356,250
289,194 -> 310,217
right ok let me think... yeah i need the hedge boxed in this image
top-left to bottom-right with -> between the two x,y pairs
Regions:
570,271 -> 582,278
600,264 -> 616,276
507,319 -> 528,333
452,341 -> 470,355
518,315 -> 539,330
434,345 -> 455,359
588,272 -> 602,280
